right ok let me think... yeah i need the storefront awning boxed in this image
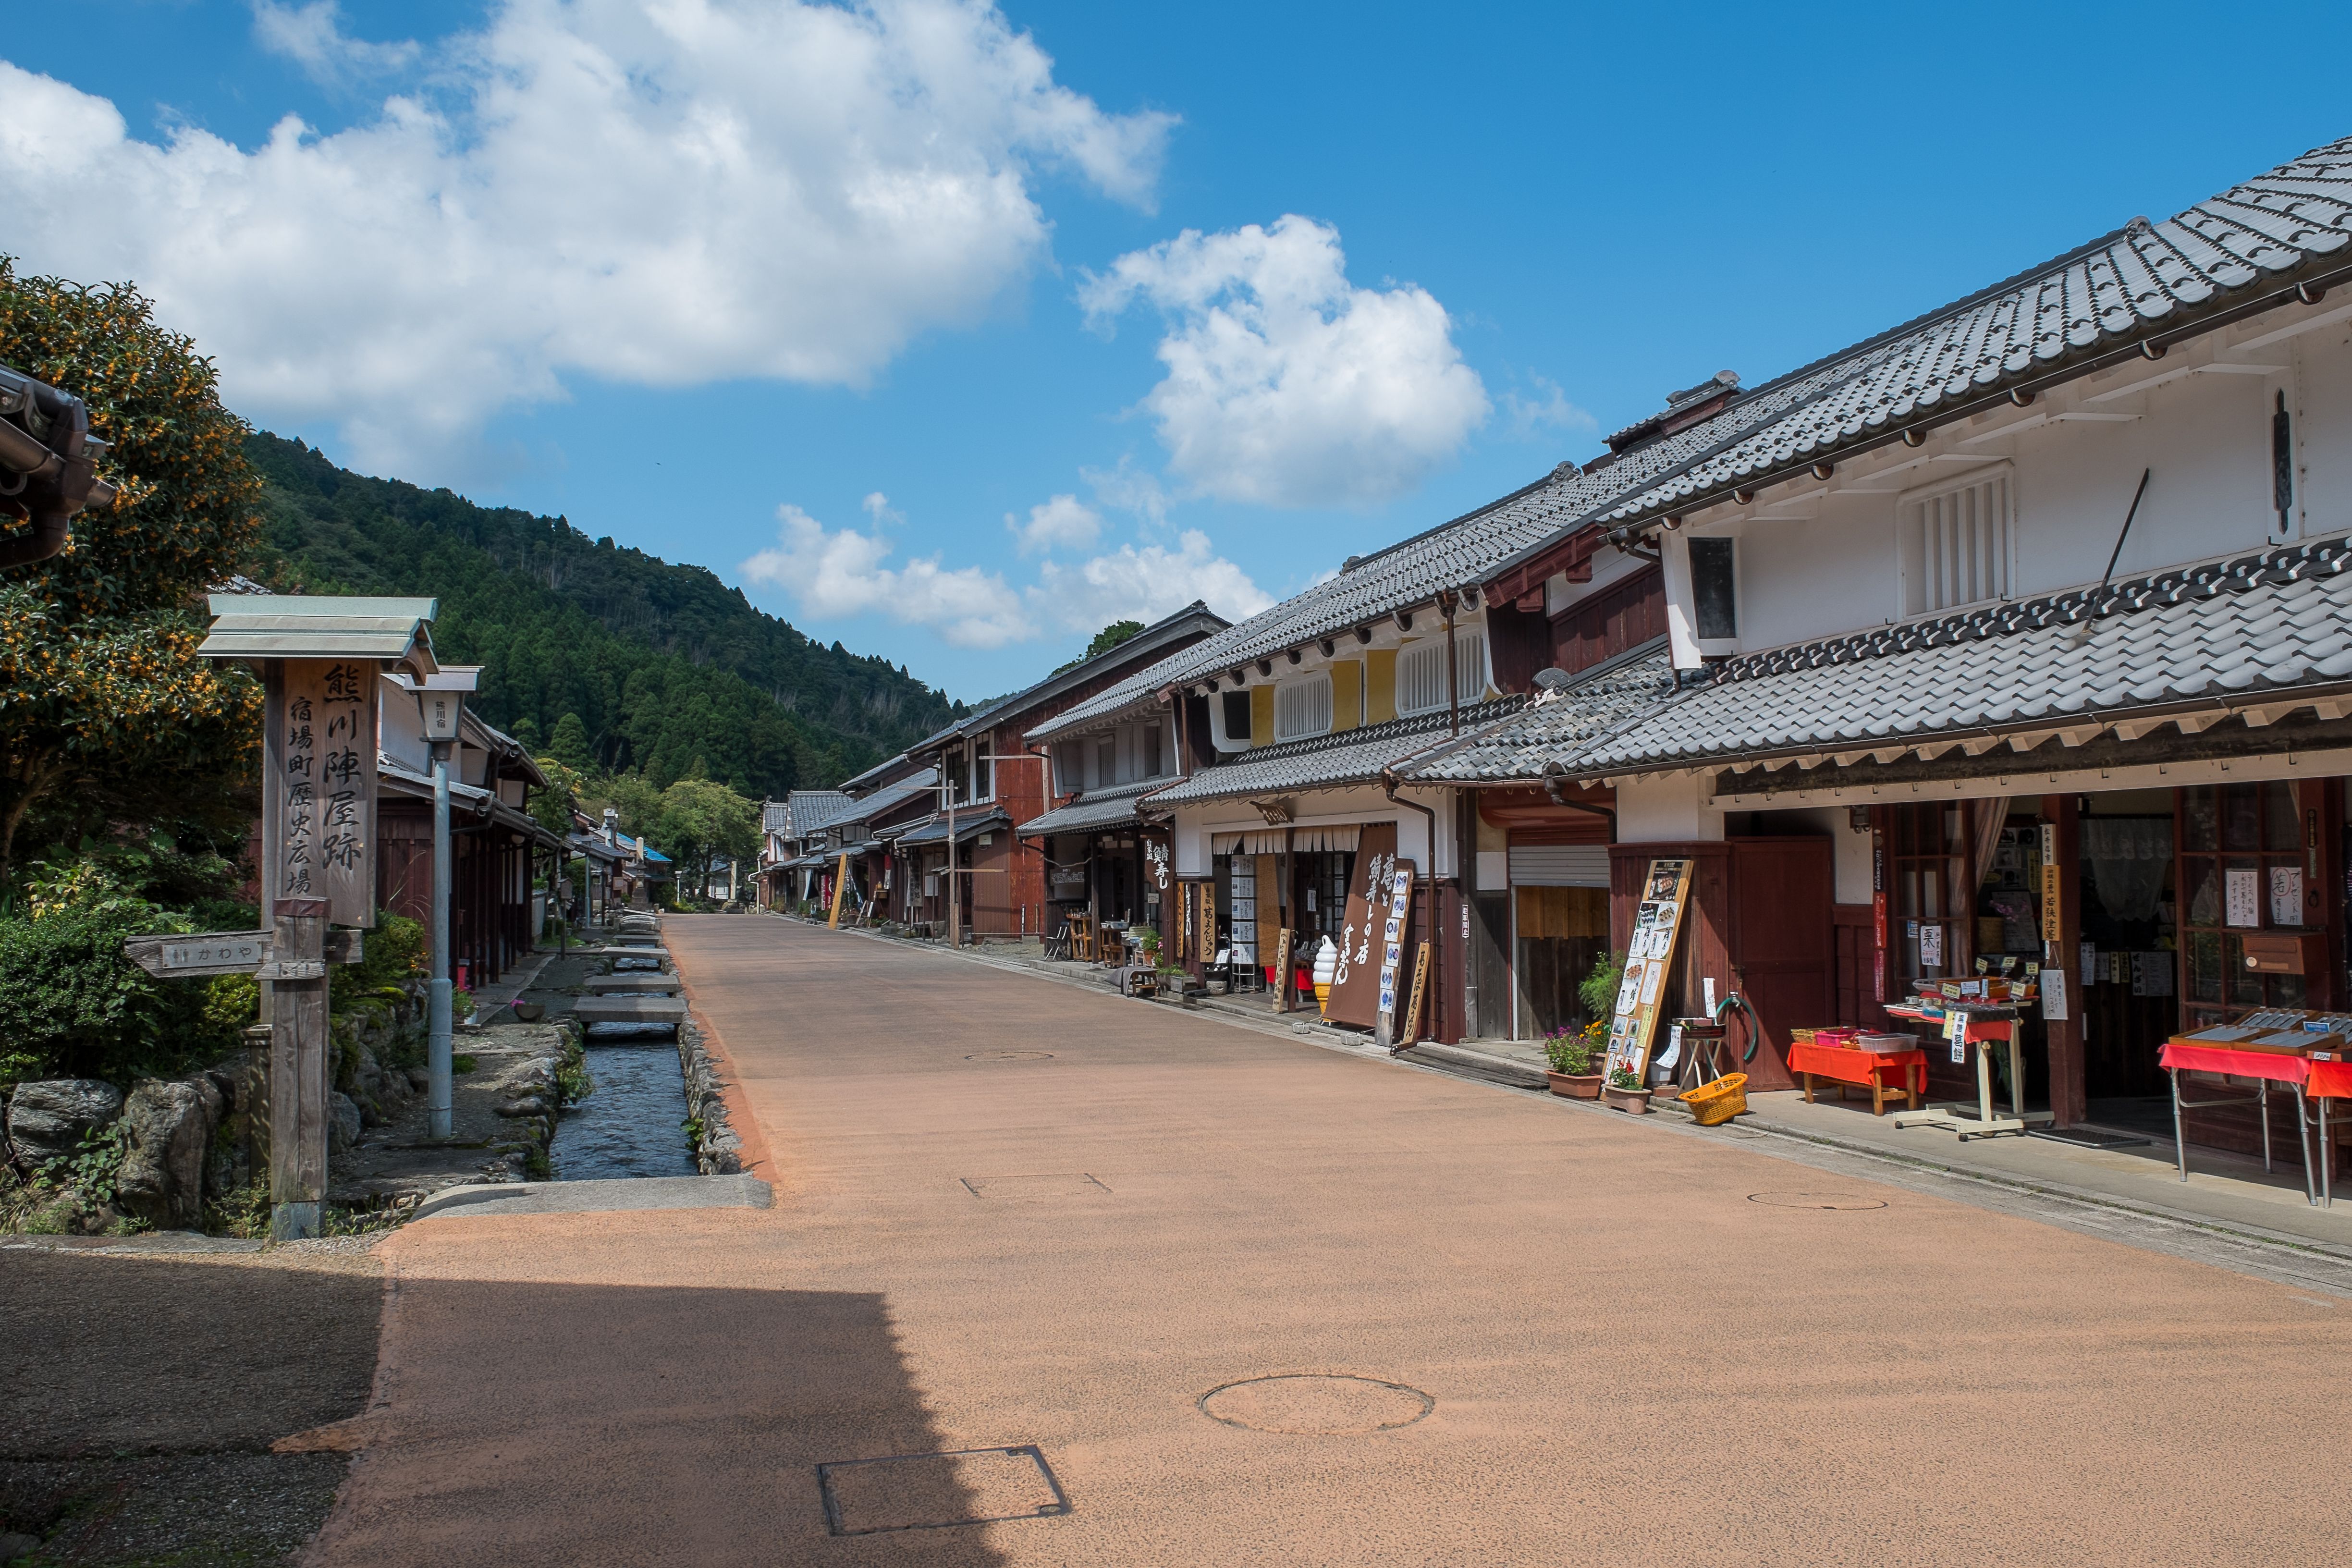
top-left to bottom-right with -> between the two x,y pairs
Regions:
1210,825 -> 1361,855
894,810 -> 1010,847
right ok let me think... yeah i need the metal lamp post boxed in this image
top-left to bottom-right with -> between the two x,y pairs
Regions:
415,668 -> 478,1140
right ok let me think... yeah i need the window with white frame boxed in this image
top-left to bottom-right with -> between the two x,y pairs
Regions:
1274,673 -> 1333,740
1395,631 -> 1488,716
1899,467 -> 2013,616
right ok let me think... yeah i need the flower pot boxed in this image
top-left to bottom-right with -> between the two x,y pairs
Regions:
1602,1084 -> 1654,1114
1547,1071 -> 1604,1099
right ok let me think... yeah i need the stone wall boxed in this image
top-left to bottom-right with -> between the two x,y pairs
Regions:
674,1019 -> 743,1176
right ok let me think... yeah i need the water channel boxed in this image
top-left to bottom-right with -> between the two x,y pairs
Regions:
550,1025 -> 699,1181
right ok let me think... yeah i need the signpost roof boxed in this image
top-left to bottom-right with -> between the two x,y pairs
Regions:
199,594 -> 440,672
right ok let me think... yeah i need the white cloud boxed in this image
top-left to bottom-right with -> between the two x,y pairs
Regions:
1080,454 -> 1170,527
1500,373 -> 1596,440
741,502 -> 1033,649
1030,529 -> 1272,631
251,2 -> 421,86
1079,214 -> 1488,509
1006,493 -> 1100,554
0,0 -> 1173,470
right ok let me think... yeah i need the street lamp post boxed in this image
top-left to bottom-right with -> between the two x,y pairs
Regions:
415,668 -> 478,1140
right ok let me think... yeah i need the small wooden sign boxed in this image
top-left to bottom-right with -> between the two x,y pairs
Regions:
1271,927 -> 1296,1012
125,928 -> 362,979
1399,940 -> 1431,1044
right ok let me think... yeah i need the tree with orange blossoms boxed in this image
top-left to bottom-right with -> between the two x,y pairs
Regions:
0,259 -> 263,889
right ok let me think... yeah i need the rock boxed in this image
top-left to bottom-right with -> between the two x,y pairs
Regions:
495,1095 -> 551,1118
0,1529 -> 41,1561
5,1079 -> 125,1168
406,1068 -> 430,1092
328,1091 -> 364,1152
116,1078 -> 220,1230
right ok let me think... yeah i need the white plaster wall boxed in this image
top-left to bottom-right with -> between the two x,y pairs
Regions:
1171,783 -> 1453,878
1616,773 -> 1724,843
1544,538 -> 1652,616
1664,301 -> 2352,656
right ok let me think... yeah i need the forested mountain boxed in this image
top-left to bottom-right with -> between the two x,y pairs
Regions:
247,433 -> 958,796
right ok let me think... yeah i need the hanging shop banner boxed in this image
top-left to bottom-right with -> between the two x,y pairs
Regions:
1198,881 -> 1217,960
263,659 -> 378,928
1603,858 -> 1694,1083
1324,823 -> 1400,1028
1253,853 -> 1282,978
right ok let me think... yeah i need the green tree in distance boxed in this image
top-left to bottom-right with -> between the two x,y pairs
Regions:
1054,619 -> 1144,675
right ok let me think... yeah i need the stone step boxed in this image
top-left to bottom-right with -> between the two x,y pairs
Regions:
582,972 -> 681,994
571,995 -> 687,1027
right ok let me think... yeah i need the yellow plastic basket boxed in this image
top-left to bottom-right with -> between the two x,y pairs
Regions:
1678,1072 -> 1749,1127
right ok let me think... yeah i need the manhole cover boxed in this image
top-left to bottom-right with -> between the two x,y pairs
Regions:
1747,1191 -> 1888,1211
965,1050 -> 1055,1061
817,1445 -> 1068,1535
1199,1374 -> 1433,1434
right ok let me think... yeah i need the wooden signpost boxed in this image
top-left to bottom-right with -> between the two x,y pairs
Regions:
1399,941 -> 1432,1046
189,595 -> 438,1239
1270,927 -> 1296,1013
1603,858 -> 1695,1085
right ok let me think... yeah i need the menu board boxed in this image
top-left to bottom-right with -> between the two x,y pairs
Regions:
1323,823 -> 1399,1028
1603,858 -> 1693,1083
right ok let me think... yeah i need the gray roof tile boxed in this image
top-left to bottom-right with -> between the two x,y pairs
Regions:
1566,534 -> 2352,776
1015,779 -> 1167,837
1399,645 -> 1681,782
1145,703 -> 1520,807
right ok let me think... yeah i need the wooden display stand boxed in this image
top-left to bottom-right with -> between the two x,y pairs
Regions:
1886,1003 -> 2051,1140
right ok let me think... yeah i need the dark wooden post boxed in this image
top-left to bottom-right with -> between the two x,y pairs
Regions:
2041,793 -> 2086,1127
268,898 -> 330,1237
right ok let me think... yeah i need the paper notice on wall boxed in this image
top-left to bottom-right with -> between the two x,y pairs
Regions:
2041,968 -> 2069,1022
2271,866 -> 2304,928
2080,942 -> 2097,986
1639,961 -> 1665,1005
2226,868 -> 2262,929
1703,977 -> 1717,1014
1919,921 -> 1945,968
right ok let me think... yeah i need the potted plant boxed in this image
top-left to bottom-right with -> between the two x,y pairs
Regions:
1543,1024 -> 1605,1098
1602,1063 -> 1653,1115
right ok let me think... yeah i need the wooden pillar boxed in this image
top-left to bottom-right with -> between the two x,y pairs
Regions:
268,899 -> 329,1238
2042,793 -> 2086,1127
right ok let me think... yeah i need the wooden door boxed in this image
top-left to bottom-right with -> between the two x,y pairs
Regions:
1726,837 -> 1834,1092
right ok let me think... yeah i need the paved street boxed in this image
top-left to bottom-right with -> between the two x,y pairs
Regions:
315,915 -> 2352,1567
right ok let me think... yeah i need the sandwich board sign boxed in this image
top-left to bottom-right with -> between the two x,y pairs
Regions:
1603,858 -> 1695,1085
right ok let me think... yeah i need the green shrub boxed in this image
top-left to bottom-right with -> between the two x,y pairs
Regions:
0,898 -> 235,1084
1578,948 -> 1627,1022
330,911 -> 425,1012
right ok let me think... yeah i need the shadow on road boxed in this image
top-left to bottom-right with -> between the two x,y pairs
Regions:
316,1278 -> 1016,1568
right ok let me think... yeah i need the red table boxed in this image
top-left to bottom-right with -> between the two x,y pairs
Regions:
2155,1041 -> 2321,1205
1788,1042 -> 1927,1115
2308,1058 -> 2352,1208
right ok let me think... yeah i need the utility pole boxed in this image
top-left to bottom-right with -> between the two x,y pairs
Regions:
946,758 -> 960,948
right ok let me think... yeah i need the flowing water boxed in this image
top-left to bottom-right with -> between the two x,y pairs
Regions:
551,1029 -> 698,1180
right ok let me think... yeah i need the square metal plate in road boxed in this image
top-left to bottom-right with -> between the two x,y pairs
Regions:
959,1173 -> 1111,1199
816,1445 -> 1071,1535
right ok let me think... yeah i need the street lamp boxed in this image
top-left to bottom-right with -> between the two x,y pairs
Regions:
416,666 -> 479,1140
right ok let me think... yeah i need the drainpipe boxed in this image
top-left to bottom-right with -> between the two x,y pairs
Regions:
1380,766 -> 1444,1052
1541,763 -> 1617,834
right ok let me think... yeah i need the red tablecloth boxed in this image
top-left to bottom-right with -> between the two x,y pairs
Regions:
2156,1042 -> 2312,1086
1788,1041 -> 1928,1094
2306,1058 -> 2352,1099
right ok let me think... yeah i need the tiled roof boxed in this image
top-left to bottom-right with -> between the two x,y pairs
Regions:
1591,139 -> 2352,532
834,768 -> 939,825
761,800 -> 791,833
921,601 -> 1227,750
894,808 -> 1012,846
1030,414 -> 1765,743
1015,779 -> 1167,837
1146,702 -> 1523,806
1567,534 -> 2352,777
1400,644 -> 1680,783
785,789 -> 858,835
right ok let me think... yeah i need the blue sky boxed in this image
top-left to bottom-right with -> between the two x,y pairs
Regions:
8,2 -> 2352,699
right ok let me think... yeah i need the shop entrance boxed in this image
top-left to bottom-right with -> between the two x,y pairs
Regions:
2075,794 -> 2176,1105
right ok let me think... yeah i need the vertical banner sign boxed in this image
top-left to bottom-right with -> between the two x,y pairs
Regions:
1178,877 -> 1193,960
1603,858 -> 1694,1084
2038,821 -> 2061,961
1872,833 -> 1887,1005
1375,867 -> 1415,1039
1325,825 -> 1399,1027
1400,941 -> 1432,1044
1944,1008 -> 1969,1066
1198,882 -> 1216,961
263,660 -> 378,929
1271,927 -> 1297,1013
